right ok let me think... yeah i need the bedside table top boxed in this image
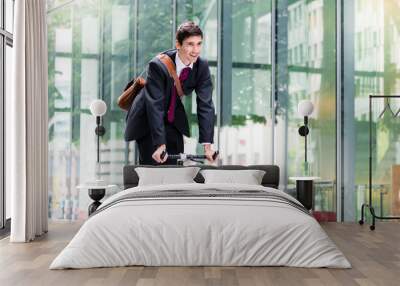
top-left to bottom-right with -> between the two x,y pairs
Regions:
76,183 -> 117,189
289,176 -> 321,181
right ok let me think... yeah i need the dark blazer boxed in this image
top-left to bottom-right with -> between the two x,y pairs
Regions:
124,49 -> 215,147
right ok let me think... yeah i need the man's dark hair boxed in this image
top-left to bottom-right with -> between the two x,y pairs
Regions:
176,21 -> 203,45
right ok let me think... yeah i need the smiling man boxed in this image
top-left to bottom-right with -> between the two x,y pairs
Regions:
124,21 -> 216,164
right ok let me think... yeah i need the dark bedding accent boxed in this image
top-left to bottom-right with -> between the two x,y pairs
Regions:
123,165 -> 280,190
91,188 -> 310,217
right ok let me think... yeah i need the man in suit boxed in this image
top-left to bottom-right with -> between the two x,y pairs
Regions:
124,21 -> 216,164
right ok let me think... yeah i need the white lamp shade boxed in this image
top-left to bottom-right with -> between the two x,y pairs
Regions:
90,99 -> 107,116
297,100 -> 314,117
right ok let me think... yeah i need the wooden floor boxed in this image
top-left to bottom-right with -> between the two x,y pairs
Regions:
0,222 -> 399,286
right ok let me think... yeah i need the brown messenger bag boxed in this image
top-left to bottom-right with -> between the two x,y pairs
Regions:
117,54 -> 184,111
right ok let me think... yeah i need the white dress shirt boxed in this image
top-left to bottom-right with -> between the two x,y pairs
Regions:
175,52 -> 193,76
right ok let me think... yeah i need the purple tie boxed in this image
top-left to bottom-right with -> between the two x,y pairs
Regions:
167,67 -> 191,123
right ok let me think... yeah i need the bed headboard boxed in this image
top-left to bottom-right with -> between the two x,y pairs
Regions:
123,165 -> 280,190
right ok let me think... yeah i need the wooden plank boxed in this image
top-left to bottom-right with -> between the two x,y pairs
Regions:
0,222 -> 399,285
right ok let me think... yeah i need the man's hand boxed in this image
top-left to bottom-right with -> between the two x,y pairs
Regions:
152,144 -> 167,163
204,144 -> 217,162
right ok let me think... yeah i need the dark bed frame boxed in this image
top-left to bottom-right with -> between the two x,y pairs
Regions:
123,165 -> 280,190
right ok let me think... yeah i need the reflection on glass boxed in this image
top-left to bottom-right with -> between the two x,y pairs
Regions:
354,0 -> 400,219
275,0 -> 337,221
46,0 -> 343,222
219,0 -> 272,165
48,0 -> 177,220
48,0 -> 131,220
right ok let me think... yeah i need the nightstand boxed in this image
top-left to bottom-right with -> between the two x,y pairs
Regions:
289,176 -> 320,210
77,183 -> 117,215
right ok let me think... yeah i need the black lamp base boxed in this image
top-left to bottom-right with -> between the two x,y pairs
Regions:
88,188 -> 106,215
296,180 -> 313,210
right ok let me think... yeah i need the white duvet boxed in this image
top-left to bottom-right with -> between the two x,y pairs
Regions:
50,183 -> 351,269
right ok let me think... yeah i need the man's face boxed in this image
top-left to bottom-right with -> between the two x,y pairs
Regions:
176,35 -> 203,64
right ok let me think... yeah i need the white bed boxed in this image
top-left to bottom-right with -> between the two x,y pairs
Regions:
50,183 -> 351,269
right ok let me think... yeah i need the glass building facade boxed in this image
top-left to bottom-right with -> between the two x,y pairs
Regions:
46,0 -> 400,222
352,0 -> 400,221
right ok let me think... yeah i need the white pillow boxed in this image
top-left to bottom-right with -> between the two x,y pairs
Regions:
200,169 -> 266,185
135,167 -> 200,186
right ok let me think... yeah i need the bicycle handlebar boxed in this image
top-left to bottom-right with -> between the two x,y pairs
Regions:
160,151 -> 219,161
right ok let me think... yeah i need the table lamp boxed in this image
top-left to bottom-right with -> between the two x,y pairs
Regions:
89,99 -> 107,173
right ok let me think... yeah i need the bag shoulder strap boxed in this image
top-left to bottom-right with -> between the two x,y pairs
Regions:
157,54 -> 184,97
